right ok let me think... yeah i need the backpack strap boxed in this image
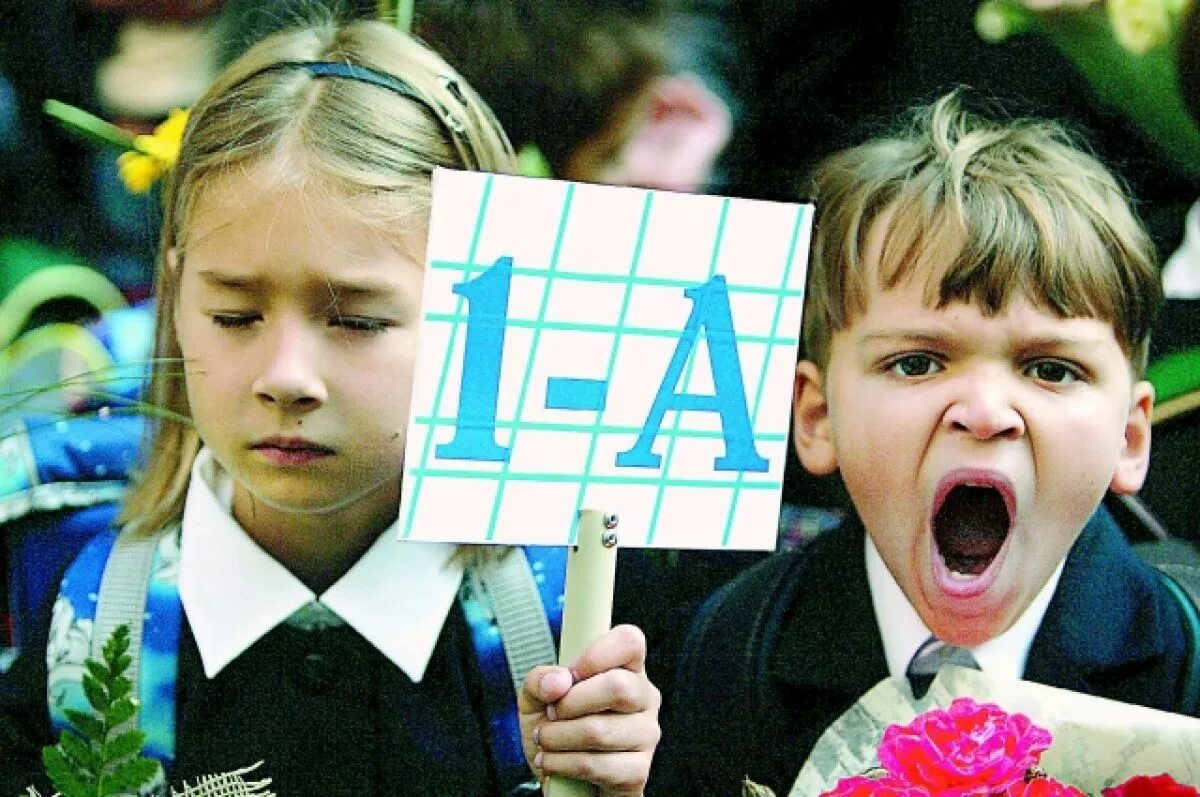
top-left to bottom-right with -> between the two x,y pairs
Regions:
1153,563 -> 1200,715
477,546 -> 560,694
49,523 -> 181,793
90,529 -> 159,720
458,544 -> 566,794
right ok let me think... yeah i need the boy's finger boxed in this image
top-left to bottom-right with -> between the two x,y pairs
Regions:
567,624 -> 648,681
550,667 -> 661,721
534,750 -> 653,797
535,711 -> 661,753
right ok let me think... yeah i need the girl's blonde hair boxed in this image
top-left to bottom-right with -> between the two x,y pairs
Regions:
802,90 -> 1161,375
120,14 -> 516,534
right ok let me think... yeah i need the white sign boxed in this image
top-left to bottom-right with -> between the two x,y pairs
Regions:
400,170 -> 811,549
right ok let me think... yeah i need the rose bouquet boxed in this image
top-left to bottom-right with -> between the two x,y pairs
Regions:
813,697 -> 1197,796
745,667 -> 1200,797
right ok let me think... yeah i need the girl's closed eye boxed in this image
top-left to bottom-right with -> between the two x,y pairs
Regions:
210,312 -> 261,329
884,352 -> 943,378
330,314 -> 395,334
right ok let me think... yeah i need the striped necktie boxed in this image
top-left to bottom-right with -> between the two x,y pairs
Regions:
906,635 -> 978,698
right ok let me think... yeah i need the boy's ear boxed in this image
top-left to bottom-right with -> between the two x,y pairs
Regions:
793,360 -> 838,476
1110,380 -> 1155,494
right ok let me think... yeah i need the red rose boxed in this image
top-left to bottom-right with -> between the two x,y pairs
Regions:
1006,776 -> 1087,796
877,697 -> 1053,796
819,774 -> 931,796
1102,774 -> 1200,797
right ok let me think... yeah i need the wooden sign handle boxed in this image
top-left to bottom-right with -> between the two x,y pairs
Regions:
546,508 -> 619,797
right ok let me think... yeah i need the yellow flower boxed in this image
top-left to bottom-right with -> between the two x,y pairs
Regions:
116,150 -> 163,194
116,108 -> 189,194
1107,0 -> 1172,54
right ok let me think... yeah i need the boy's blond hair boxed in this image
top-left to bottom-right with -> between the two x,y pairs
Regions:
120,14 -> 515,534
802,90 -> 1161,375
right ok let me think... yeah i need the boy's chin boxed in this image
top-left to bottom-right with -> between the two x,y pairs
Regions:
926,620 -> 1007,649
919,595 -> 1020,648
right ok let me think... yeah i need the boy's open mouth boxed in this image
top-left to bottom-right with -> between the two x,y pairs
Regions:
933,484 -> 1012,577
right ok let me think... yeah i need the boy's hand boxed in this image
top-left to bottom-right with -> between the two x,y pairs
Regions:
519,624 -> 661,796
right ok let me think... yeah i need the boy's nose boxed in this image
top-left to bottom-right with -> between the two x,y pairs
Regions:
942,372 -> 1025,441
252,323 -> 327,412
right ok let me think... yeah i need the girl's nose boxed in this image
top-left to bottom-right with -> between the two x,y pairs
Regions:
942,370 -> 1025,441
251,323 -> 327,412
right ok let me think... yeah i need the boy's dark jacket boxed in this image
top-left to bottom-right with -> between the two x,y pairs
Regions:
650,508 -> 1193,797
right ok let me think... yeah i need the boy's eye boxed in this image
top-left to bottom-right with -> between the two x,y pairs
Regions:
888,354 -> 942,377
211,313 -> 259,329
331,315 -> 392,334
1024,359 -> 1082,385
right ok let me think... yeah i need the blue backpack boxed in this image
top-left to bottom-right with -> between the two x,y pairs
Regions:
2,412 -> 565,794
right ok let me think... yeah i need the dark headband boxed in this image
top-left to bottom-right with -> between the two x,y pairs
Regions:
229,60 -> 475,163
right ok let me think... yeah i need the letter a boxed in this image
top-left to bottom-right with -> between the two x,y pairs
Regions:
615,275 -> 768,472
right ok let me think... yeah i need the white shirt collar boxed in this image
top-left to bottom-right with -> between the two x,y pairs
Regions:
865,532 -> 1063,683
178,447 -> 463,682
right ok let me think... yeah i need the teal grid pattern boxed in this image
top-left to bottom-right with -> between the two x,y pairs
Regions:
401,172 -> 496,542
642,197 -> 730,545
401,172 -> 811,550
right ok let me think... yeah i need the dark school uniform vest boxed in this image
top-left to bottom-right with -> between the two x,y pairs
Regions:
47,525 -> 565,795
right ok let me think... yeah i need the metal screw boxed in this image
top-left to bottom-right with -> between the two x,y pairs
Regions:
603,514 -> 619,529
601,530 -> 618,548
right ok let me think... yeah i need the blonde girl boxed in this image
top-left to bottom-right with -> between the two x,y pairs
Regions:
1,12 -> 658,797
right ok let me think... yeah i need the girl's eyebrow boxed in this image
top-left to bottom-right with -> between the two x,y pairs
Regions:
195,270 -> 263,291
195,269 -> 398,298
320,278 -> 401,299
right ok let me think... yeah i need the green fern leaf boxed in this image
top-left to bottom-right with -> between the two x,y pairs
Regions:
106,674 -> 132,702
103,626 -> 131,659
81,676 -> 110,714
58,730 -> 101,773
40,623 -> 159,797
42,745 -> 96,797
105,728 -> 148,761
83,660 -> 107,684
105,696 -> 137,728
109,650 -> 132,673
105,758 -> 160,792
62,709 -> 105,741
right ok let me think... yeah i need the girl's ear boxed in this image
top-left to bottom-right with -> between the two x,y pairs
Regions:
1110,379 -> 1155,494
793,360 -> 838,476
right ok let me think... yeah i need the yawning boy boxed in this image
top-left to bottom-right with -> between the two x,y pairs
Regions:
651,91 -> 1194,797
